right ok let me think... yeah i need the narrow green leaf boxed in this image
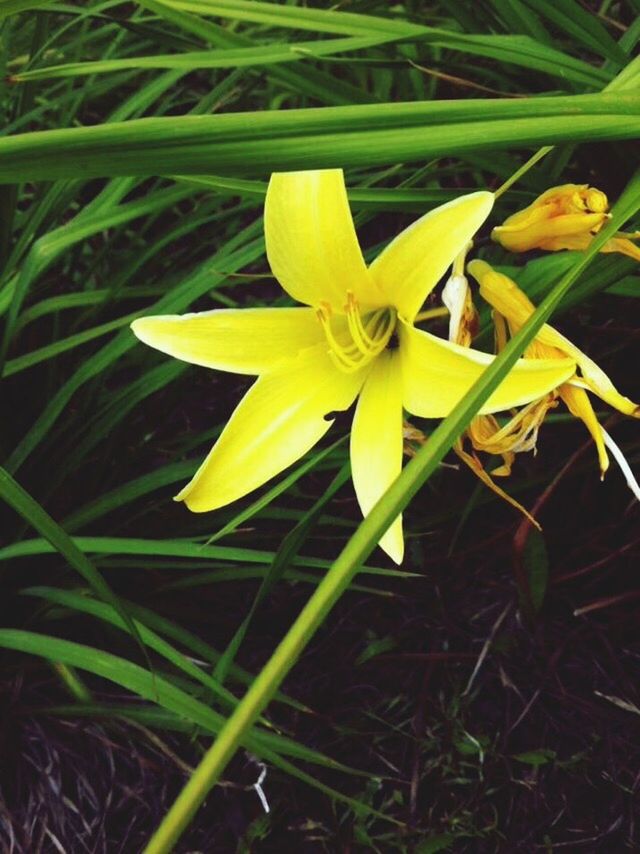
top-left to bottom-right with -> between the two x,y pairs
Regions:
1,92 -> 637,183
213,463 -> 351,685
513,749 -> 556,766
6,228 -> 264,471
0,534 -> 387,574
0,0 -> 57,21
152,0 -> 608,85
521,0 -> 628,65
23,585 -> 243,712
0,467 -> 146,658
3,310 -> 140,377
521,528 -> 549,614
206,434 -> 347,544
11,35 -> 404,81
0,628 -> 390,811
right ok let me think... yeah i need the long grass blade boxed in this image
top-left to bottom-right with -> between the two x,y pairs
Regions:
0,91 -> 637,183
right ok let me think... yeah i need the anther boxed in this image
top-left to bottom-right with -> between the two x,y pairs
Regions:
317,296 -> 397,374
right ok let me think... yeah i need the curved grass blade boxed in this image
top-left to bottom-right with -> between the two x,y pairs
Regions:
213,463 -> 351,686
520,0 -> 628,65
10,35 -> 404,82
63,461 -> 196,531
5,227 -> 264,472
23,585 -> 244,713
0,534 -> 387,574
173,173 -> 530,211
152,0 -> 608,86
139,0 -> 379,106
0,629 -> 396,819
0,467 -> 148,659
3,310 -> 140,377
106,598 -> 313,712
206,434 -> 348,544
0,183 -> 195,364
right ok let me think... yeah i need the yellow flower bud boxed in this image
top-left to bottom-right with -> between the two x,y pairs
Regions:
492,183 -> 640,260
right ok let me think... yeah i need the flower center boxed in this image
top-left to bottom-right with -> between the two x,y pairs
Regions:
317,291 -> 397,373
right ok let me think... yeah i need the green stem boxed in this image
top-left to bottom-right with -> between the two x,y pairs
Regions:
494,145 -> 553,199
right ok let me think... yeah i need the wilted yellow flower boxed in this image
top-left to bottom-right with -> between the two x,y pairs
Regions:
441,265 -> 550,527
131,170 -> 576,563
468,259 -> 640,499
492,184 -> 640,260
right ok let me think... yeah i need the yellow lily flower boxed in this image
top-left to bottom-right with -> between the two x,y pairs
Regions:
468,259 -> 640,498
491,183 -> 640,261
131,170 -> 576,563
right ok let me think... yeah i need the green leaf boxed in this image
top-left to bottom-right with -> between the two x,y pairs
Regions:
513,749 -> 556,766
0,468 -> 147,660
213,462 -> 351,685
0,534 -> 387,574
149,0 -> 609,85
416,834 -> 457,853
10,35 -> 405,81
521,528 -> 549,614
5,227 -> 264,472
1,92 -> 637,183
520,0 -> 628,65
0,628 -> 392,817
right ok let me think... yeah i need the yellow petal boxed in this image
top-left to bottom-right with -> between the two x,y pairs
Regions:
454,440 -> 540,529
601,236 -> 640,261
131,307 -> 322,375
493,212 -> 606,253
399,321 -> 575,418
537,233 -> 592,252
468,260 -> 536,330
264,169 -> 383,313
469,261 -> 639,417
176,343 -> 367,511
559,383 -> 609,475
369,191 -> 494,322
350,351 -> 404,564
538,326 -> 639,416
491,184 -> 611,252
525,184 -> 593,213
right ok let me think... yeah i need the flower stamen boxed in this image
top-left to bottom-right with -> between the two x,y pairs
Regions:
317,294 -> 397,373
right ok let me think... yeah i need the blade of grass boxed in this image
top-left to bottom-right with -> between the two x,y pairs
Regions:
152,0 -> 609,86
0,628 -> 395,816
109,598 -> 314,712
213,462 -> 351,686
0,91 -> 638,183
173,174 -> 531,211
10,35 -> 406,81
23,585 -> 246,712
3,309 -> 141,377
206,434 -> 347,544
1,182 -> 196,364
520,0 -> 628,65
0,534 -> 388,574
0,467 -> 148,660
63,461 -> 196,531
5,225 -> 264,472
138,0 -> 380,106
